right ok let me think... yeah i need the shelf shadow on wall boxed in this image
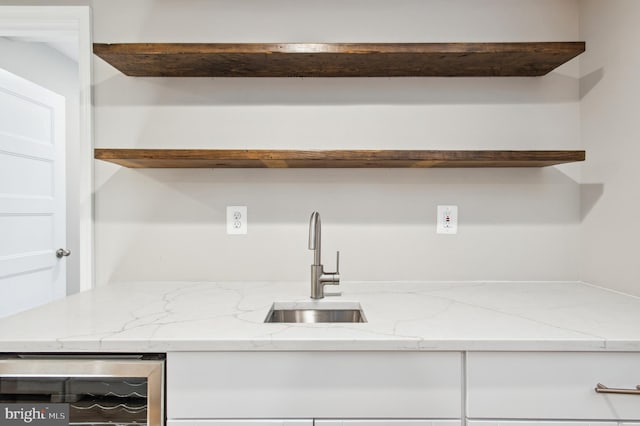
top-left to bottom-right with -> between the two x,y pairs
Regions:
94,165 -> 583,226
93,67 -> 580,106
580,183 -> 604,221
580,68 -> 604,100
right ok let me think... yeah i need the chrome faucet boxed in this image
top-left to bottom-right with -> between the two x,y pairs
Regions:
308,211 -> 340,299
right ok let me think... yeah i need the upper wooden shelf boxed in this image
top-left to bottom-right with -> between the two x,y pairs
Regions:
94,149 -> 585,168
93,42 -> 585,77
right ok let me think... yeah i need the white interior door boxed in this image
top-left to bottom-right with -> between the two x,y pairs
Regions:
0,67 -> 66,318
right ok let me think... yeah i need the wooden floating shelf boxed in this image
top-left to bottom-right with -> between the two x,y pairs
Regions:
93,42 -> 585,77
94,149 -> 585,169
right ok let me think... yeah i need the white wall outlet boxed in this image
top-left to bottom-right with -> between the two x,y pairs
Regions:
437,205 -> 458,234
226,206 -> 247,235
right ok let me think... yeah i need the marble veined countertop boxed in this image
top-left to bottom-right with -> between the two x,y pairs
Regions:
1,281 -> 640,352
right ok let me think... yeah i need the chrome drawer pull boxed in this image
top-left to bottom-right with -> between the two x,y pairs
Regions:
595,383 -> 640,395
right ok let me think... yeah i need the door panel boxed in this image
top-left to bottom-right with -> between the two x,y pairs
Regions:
0,131 -> 55,163
0,215 -> 53,256
0,151 -> 54,195
0,88 -> 52,139
0,269 -> 57,314
0,67 -> 65,318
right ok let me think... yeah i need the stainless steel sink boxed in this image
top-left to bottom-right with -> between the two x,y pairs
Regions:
264,301 -> 367,323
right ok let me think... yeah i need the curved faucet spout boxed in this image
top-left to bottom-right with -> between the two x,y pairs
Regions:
309,211 -> 321,265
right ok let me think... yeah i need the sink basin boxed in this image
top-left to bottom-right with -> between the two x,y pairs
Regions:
264,301 -> 367,323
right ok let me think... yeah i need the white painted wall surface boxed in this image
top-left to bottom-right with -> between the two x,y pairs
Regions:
0,0 -> 584,285
579,0 -> 640,296
90,0 -> 581,285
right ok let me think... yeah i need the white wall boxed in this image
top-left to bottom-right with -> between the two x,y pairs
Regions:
0,38 -> 81,294
90,0 -> 582,285
579,1 -> 640,296
0,0 -> 584,286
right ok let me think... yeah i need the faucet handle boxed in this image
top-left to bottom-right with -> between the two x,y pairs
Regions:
335,251 -> 340,274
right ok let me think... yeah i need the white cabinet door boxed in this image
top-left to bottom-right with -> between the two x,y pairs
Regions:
468,422 -> 617,426
167,351 -> 462,419
168,421 -> 312,426
467,352 -> 640,420
316,420 -> 461,426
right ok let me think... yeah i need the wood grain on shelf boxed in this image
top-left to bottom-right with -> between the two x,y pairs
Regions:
93,42 -> 585,77
94,149 -> 585,168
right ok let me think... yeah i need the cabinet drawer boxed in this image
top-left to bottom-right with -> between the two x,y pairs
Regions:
467,352 -> 640,420
468,422 -> 619,426
167,352 -> 462,419
168,421 -> 312,426
315,421 -> 461,425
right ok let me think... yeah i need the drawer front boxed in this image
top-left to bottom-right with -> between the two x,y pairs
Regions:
315,421 -> 462,426
168,421 -> 312,426
468,422 -> 618,426
168,421 -> 459,426
167,351 -> 462,419
467,352 -> 640,420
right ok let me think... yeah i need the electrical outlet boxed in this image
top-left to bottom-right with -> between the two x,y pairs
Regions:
437,205 -> 458,234
227,206 -> 247,235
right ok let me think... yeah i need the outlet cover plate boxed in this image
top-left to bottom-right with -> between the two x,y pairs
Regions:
437,205 -> 458,234
227,206 -> 247,235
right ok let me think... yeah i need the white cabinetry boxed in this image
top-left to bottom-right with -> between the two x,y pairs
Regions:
168,421 -> 311,426
167,351 -> 640,425
167,351 -> 462,420
468,422 -> 619,426
168,420 -> 461,426
315,421 -> 461,425
467,352 -> 640,421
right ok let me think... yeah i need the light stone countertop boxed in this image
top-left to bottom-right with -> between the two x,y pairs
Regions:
1,280 -> 640,352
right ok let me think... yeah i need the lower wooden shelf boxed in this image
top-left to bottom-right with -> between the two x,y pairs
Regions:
94,149 -> 585,168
